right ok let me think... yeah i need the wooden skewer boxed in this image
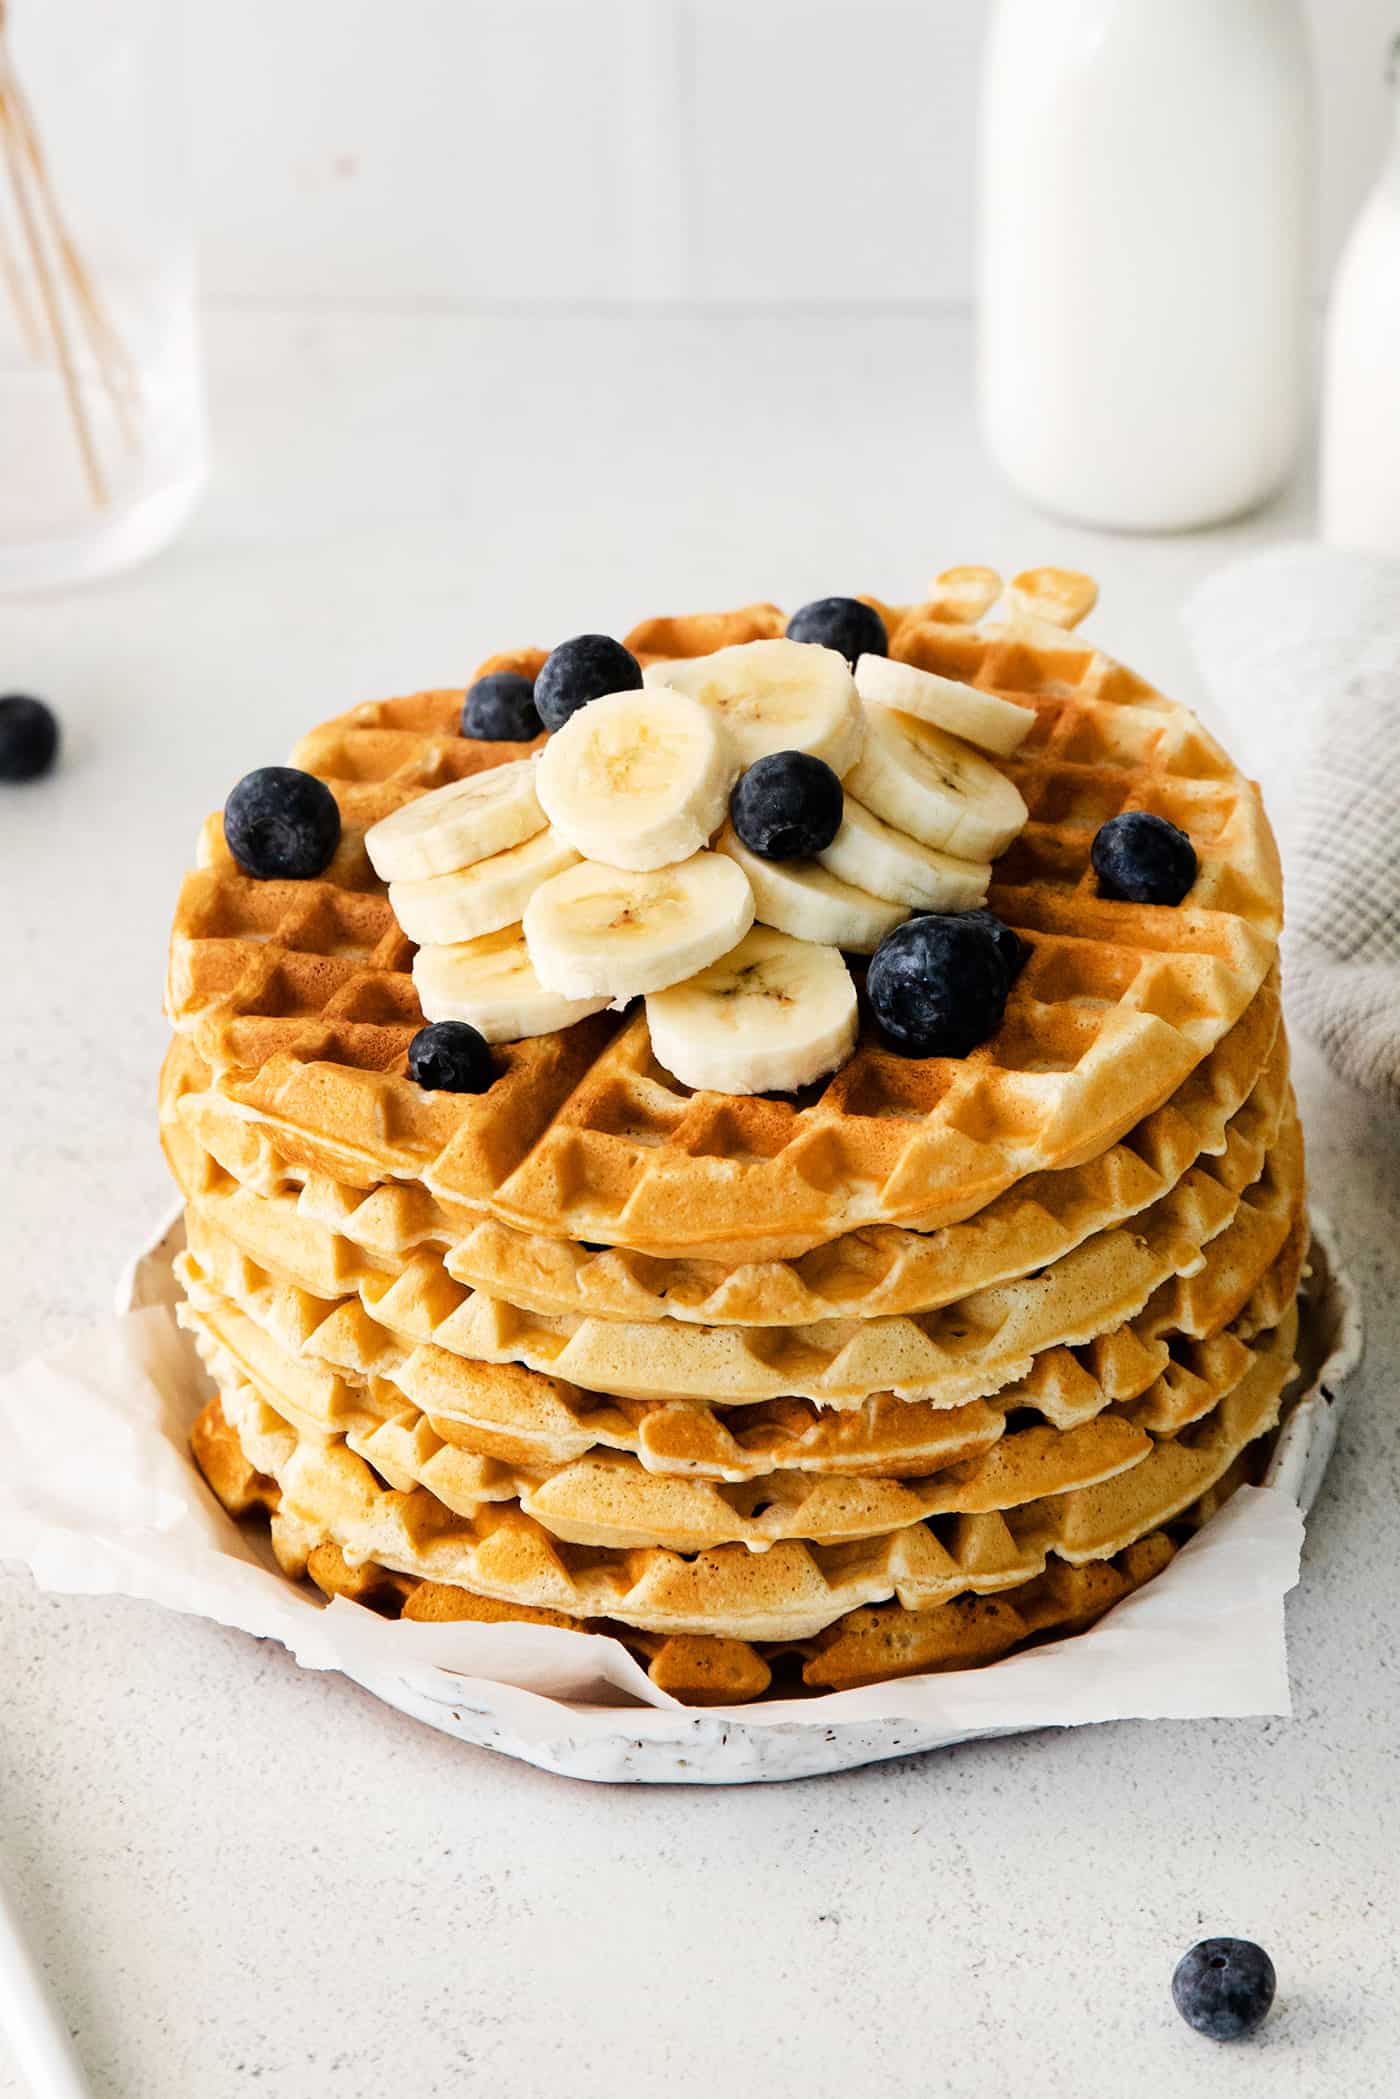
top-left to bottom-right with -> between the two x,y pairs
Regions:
0,166 -> 43,353
6,47 -> 142,445
0,69 -> 107,506
0,0 -> 146,507
0,0 -> 39,354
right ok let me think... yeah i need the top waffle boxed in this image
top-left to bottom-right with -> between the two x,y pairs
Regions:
165,571 -> 1282,1260
160,968 -> 1283,1325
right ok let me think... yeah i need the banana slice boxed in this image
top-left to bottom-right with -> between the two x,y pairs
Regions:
845,708 -> 1028,860
413,924 -> 609,1041
645,638 -> 865,775
817,797 -> 990,912
646,927 -> 857,1095
365,759 -> 545,882
390,827 -> 579,946
854,655 -> 1036,758
715,821 -> 904,954
536,686 -> 737,872
524,851 -> 755,1004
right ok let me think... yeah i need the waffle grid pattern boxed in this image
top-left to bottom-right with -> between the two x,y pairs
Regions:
177,1232 -> 1297,1560
193,1295 -> 1296,1647
194,1383 -> 1198,1702
178,1205 -> 1302,1488
159,974 -> 1284,1324
167,1096 -> 1302,1418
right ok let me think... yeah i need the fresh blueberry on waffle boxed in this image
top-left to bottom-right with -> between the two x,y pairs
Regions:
223,766 -> 341,880
786,594 -> 888,667
461,670 -> 542,743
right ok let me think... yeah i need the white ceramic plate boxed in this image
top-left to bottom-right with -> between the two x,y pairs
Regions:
236,1213 -> 1356,1785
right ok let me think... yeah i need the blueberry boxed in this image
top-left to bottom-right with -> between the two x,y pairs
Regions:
0,694 -> 59,782
731,751 -> 844,860
1172,1938 -> 1276,2042
952,908 -> 1028,990
868,912 -> 1011,1058
534,634 -> 642,732
1092,810 -> 1197,906
785,597 -> 887,667
223,767 -> 341,880
462,671 -> 542,742
407,1020 -> 494,1094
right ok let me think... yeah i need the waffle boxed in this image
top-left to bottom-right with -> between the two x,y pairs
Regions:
164,567 -> 1305,1709
191,1292 -> 1297,1643
171,1103 -> 1302,1415
192,1382 -> 1198,1704
360,1113 -> 1302,1408
165,575 -> 1283,1261
158,973 -> 1284,1323
177,1200 -> 1296,1491
179,1237 -> 1296,1558
179,1273 -> 1154,1548
445,1007 -> 1285,1324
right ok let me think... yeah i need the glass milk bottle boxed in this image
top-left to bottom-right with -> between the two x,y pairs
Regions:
1322,37 -> 1400,557
978,0 -> 1312,532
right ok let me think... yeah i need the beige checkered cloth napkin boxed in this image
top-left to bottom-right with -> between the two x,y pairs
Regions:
1187,545 -> 1400,1107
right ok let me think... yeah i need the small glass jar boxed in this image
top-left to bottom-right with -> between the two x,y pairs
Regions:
0,0 -> 207,591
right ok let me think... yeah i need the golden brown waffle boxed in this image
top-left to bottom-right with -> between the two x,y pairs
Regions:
165,576 -> 1282,1260
175,1208 -> 1291,1490
444,1011 -> 1285,1324
179,1275 -> 1154,1549
178,1244 -> 1290,1558
399,1527 -> 1187,1698
362,1115 -> 1301,1408
795,1532 -> 1184,1695
190,1284 -> 1297,1643
167,567 -> 1302,1707
191,1383 -> 1192,1704
170,1084 -> 1305,1472
172,1103 -> 1302,1417
159,974 -> 1284,1323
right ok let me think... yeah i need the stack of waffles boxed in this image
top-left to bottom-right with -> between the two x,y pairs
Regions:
161,568 -> 1303,1706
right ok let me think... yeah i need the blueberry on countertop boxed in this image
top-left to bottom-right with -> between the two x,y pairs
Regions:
408,1020 -> 494,1094
534,634 -> 643,732
1172,1938 -> 1276,2041
462,671 -> 542,742
785,597 -> 887,668
731,750 -> 844,860
223,766 -> 341,880
868,911 -> 1011,1058
0,694 -> 59,782
1092,810 -> 1197,905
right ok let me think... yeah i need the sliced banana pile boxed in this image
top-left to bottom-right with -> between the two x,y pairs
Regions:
651,637 -> 866,774
365,638 -> 1033,1095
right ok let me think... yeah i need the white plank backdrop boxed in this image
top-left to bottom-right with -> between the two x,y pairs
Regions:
188,0 -> 1395,305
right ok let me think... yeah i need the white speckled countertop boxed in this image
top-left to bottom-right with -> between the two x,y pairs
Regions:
1,308 -> 1396,2099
